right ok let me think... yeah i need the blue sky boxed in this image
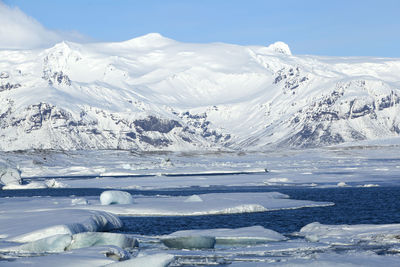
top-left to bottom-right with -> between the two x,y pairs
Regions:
2,0 -> 400,57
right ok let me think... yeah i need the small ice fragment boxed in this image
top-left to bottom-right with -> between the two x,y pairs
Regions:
266,178 -> 290,183
71,198 -> 88,205
67,232 -> 138,250
362,184 -> 379,188
161,236 -> 216,249
100,190 -> 133,205
337,182 -> 347,187
184,194 -> 203,202
45,179 -> 68,188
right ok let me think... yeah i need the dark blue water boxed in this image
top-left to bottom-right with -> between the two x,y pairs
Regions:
115,186 -> 400,235
3,186 -> 399,236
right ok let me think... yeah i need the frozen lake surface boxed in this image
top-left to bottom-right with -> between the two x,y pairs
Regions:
1,147 -> 400,266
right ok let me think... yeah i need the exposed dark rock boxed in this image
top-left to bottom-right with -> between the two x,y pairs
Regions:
0,82 -> 21,91
181,136 -> 192,143
139,135 -> 171,147
351,131 -> 366,140
134,116 -> 181,133
42,70 -> 71,86
274,67 -> 308,91
126,132 -> 136,139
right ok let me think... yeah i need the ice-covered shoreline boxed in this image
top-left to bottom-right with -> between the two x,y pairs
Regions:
2,146 -> 400,190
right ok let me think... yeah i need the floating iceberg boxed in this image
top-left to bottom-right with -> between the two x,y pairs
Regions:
184,194 -> 203,202
67,232 -> 138,250
165,226 -> 286,245
71,198 -> 89,205
45,178 -> 68,188
5,210 -> 122,243
161,236 -> 216,249
100,190 -> 133,205
2,232 -> 137,254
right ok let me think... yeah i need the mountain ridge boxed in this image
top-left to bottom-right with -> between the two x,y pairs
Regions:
0,34 -> 399,151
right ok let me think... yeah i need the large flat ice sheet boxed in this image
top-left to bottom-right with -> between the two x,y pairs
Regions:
80,192 -> 334,216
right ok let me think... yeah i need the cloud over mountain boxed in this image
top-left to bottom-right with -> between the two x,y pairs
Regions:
0,2 -> 88,49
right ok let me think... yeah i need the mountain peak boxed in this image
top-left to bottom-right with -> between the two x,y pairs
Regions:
267,41 -> 291,55
120,33 -> 176,48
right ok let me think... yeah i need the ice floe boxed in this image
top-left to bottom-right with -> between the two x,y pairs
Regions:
299,222 -> 400,245
83,192 -> 334,216
0,206 -> 122,243
2,234 -> 72,253
100,190 -> 133,205
67,232 -> 138,250
161,236 -> 216,249
164,226 -> 287,245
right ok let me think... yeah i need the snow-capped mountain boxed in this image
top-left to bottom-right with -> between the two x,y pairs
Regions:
0,33 -> 399,151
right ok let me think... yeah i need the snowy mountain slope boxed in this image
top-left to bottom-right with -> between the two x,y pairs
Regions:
0,33 -> 399,151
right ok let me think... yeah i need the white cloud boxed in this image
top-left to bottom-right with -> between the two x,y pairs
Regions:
0,2 -> 89,49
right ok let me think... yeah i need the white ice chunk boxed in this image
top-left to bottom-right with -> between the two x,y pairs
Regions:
2,234 -> 72,253
0,166 -> 21,186
266,177 -> 290,183
106,253 -> 174,267
166,226 -> 286,245
67,232 -> 138,250
184,194 -> 203,202
100,190 -> 133,205
161,236 -> 216,249
337,182 -> 348,187
71,198 -> 88,205
299,222 -> 400,245
45,178 -> 68,188
360,184 -> 379,187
